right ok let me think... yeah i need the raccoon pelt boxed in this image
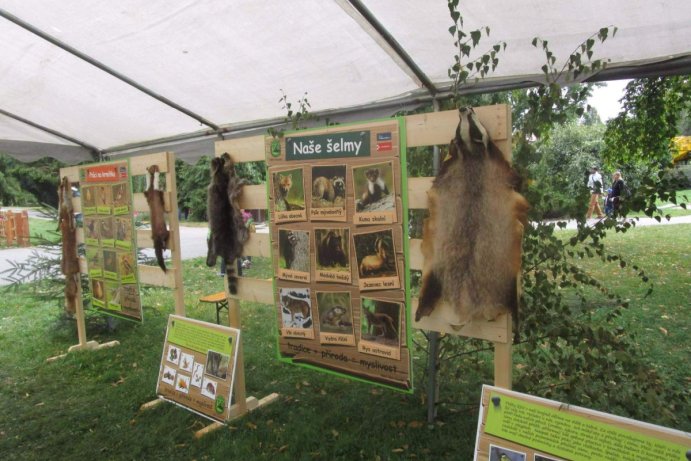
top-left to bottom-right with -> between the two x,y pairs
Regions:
415,107 -> 529,331
206,153 -> 248,294
144,165 -> 170,272
58,176 -> 80,315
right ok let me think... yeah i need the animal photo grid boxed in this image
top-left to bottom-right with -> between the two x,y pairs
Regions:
267,118 -> 412,391
79,161 -> 143,321
156,315 -> 240,423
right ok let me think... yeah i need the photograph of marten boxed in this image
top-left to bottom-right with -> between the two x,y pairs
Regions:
311,165 -> 346,209
314,228 -> 351,281
352,162 -> 395,213
272,168 -> 306,212
353,230 -> 397,279
360,298 -> 401,347
316,291 -> 353,335
278,229 -> 310,273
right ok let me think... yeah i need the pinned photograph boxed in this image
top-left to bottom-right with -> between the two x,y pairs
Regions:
201,377 -> 218,400
310,165 -> 346,221
352,161 -> 396,224
191,363 -> 204,388
86,247 -> 102,278
489,445 -> 526,461
83,217 -> 100,244
91,279 -> 106,307
114,217 -> 132,249
534,455 -> 564,461
205,350 -> 230,380
111,182 -> 130,212
161,365 -> 176,386
317,291 -> 355,346
167,345 -> 181,365
175,374 -> 190,394
314,228 -> 351,284
105,282 -> 122,311
81,186 -> 97,214
96,184 -> 112,213
103,249 -> 118,280
277,229 -> 310,283
272,167 -> 307,222
179,352 -> 195,373
278,287 -> 315,339
118,252 -> 136,283
353,229 -> 399,290
359,298 -> 401,348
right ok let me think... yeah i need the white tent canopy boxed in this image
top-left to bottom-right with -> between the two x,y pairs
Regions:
1,0 -> 689,164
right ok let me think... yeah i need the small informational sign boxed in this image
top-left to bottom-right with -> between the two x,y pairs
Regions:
156,315 -> 240,423
79,161 -> 143,321
266,118 -> 412,392
475,385 -> 691,461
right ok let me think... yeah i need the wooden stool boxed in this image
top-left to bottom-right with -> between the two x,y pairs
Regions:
199,291 -> 229,324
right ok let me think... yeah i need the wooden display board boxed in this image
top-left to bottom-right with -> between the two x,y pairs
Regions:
475,385 -> 691,461
0,210 -> 30,247
156,315 -> 240,423
79,160 -> 143,321
266,118 -> 413,391
51,151 -> 185,360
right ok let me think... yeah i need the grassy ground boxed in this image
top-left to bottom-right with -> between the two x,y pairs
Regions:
0,225 -> 688,460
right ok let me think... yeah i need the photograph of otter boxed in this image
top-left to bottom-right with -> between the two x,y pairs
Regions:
272,167 -> 306,212
314,228 -> 350,272
489,445 -> 526,461
316,291 -> 353,334
279,288 -> 313,329
360,298 -> 401,346
353,161 -> 395,212
353,229 -> 397,279
278,229 -> 310,272
311,165 -> 346,208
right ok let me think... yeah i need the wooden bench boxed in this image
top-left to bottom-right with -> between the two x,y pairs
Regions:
199,291 -> 229,324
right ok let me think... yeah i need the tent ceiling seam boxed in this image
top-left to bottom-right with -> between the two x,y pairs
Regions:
0,107 -> 102,157
0,8 -> 221,132
337,0 -> 438,96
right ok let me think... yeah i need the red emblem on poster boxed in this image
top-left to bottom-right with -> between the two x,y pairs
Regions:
376,141 -> 392,152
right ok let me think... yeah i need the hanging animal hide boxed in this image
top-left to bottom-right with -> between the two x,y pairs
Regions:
58,177 -> 80,315
415,107 -> 529,328
206,153 -> 249,294
144,165 -> 170,272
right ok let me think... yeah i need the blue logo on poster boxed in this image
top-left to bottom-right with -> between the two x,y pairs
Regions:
377,132 -> 392,141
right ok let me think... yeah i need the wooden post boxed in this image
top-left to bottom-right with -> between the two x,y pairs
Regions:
165,151 -> 185,316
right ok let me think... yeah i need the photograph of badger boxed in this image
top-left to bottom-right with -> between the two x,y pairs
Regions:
278,229 -> 310,272
354,230 -> 396,279
353,162 -> 394,212
316,291 -> 353,334
315,228 -> 349,270
360,298 -> 401,346
415,107 -> 529,328
311,165 -> 346,208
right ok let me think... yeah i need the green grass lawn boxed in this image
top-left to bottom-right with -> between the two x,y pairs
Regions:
0,224 -> 688,460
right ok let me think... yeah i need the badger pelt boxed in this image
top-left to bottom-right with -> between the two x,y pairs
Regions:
415,107 -> 529,329
206,153 -> 248,294
144,165 -> 170,272
58,176 -> 80,315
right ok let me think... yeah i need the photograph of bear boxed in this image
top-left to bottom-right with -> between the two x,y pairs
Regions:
315,228 -> 350,271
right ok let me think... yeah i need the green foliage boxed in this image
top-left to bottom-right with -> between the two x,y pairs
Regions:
175,157 -> 211,221
0,154 -> 63,207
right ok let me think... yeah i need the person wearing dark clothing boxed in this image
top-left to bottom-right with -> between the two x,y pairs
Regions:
610,171 -> 625,214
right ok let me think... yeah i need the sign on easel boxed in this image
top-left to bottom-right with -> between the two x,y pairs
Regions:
475,385 -> 690,461
79,160 -> 143,321
156,315 -> 240,423
267,118 -> 413,392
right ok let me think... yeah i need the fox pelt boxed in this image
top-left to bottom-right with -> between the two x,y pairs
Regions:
144,165 -> 170,272
206,152 -> 249,294
415,107 -> 529,330
58,177 -> 80,315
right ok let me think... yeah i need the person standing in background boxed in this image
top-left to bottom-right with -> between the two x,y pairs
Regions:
586,166 -> 605,219
610,171 -> 625,215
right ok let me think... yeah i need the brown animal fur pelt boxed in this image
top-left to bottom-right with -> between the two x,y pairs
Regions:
58,177 -> 80,315
415,107 -> 529,329
206,153 -> 248,294
144,165 -> 170,272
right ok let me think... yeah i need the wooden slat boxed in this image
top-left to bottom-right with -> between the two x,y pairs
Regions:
139,264 -> 177,288
60,166 -> 81,182
412,303 -> 511,343
243,232 -> 271,258
240,184 -> 268,210
215,135 -> 266,163
409,238 -> 423,271
133,191 -> 172,213
231,277 -> 273,304
136,228 -> 177,251
407,177 -> 433,209
129,152 -> 169,175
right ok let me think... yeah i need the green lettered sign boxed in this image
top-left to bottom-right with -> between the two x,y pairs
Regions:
168,318 -> 234,356
285,131 -> 371,160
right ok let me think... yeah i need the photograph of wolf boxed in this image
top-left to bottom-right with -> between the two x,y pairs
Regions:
311,165 -> 346,209
360,298 -> 401,347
